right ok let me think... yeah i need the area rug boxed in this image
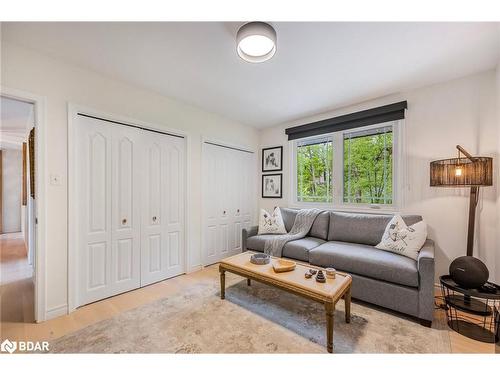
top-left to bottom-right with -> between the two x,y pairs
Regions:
50,274 -> 451,353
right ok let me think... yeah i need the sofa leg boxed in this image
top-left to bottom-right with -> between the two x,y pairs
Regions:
419,319 -> 432,328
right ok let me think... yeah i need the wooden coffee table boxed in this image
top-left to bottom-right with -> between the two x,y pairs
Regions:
219,251 -> 352,353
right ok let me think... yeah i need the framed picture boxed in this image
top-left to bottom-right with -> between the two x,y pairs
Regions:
262,174 -> 282,198
262,146 -> 283,172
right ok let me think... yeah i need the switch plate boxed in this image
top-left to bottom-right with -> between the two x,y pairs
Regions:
50,174 -> 62,186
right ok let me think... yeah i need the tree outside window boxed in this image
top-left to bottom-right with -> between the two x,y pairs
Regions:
296,137 -> 333,203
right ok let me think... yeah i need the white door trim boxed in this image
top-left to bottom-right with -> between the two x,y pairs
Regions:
68,103 -> 189,312
1,86 -> 47,322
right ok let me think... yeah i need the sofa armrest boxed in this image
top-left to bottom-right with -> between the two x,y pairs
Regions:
417,239 -> 435,322
242,225 -> 259,251
418,239 -> 435,272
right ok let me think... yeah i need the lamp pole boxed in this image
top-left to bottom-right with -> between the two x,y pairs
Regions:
456,145 -> 478,258
466,186 -> 479,257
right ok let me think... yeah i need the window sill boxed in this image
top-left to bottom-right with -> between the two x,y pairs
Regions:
289,201 -> 400,215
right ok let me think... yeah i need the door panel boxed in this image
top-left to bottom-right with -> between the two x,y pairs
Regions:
203,143 -> 219,265
111,125 -> 141,294
202,143 -> 256,265
147,235 -> 161,272
87,242 -> 107,289
89,133 -> 107,233
76,114 -> 184,306
116,239 -> 133,281
165,137 -> 184,276
141,133 -> 185,286
77,116 -> 113,305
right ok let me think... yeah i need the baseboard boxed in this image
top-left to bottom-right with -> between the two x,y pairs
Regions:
45,304 -> 68,320
187,264 -> 203,274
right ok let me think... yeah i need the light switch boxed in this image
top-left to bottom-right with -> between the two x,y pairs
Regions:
50,174 -> 62,186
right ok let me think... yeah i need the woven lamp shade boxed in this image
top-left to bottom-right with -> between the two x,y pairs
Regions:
430,156 -> 493,187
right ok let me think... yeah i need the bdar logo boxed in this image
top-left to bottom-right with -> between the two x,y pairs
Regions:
1,339 -> 17,354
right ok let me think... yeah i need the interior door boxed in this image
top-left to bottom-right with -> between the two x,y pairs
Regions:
140,132 -> 185,286
77,116 -> 112,305
230,150 -> 243,255
203,143 -> 219,265
216,146 -> 230,259
110,125 -> 142,295
202,142 -> 256,265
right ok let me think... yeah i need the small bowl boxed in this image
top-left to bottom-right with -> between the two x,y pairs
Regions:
250,253 -> 271,265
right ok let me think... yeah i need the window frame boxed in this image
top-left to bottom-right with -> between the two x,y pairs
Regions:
290,120 -> 405,213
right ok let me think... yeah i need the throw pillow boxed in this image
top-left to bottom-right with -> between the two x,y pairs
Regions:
375,215 -> 427,260
258,207 -> 287,235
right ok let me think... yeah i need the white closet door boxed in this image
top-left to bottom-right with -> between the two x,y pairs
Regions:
202,143 -> 256,265
163,135 -> 185,278
216,146 -> 230,259
77,116 -> 113,305
110,125 -> 142,295
77,116 -> 141,305
230,150 -> 243,255
141,132 -> 185,286
203,143 -> 219,265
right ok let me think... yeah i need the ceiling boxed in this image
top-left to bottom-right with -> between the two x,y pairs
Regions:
0,96 -> 34,149
2,22 -> 499,128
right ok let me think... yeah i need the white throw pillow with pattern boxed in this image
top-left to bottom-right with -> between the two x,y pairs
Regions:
375,215 -> 427,260
257,207 -> 287,235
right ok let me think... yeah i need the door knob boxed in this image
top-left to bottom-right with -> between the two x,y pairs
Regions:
237,209 -> 240,213
122,218 -> 127,225
223,210 -> 226,215
153,216 -> 157,222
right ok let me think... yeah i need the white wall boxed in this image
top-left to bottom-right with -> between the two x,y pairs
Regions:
1,148 -> 22,233
258,70 -> 499,283
1,41 -> 259,317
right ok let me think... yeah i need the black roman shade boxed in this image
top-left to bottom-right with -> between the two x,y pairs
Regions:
285,101 -> 407,141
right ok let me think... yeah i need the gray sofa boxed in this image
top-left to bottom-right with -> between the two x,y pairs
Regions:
242,208 -> 435,326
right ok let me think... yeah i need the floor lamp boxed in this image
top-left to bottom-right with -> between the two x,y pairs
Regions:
430,145 -> 493,288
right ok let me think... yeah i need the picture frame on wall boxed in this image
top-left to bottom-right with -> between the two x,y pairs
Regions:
262,146 -> 283,172
262,173 -> 282,198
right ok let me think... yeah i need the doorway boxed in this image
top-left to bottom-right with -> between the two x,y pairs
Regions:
0,95 -> 36,324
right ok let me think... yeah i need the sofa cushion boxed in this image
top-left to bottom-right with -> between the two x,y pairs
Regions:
279,208 -> 297,232
245,234 -> 325,261
327,212 -> 423,246
246,235 -> 268,252
282,237 -> 326,262
279,208 -> 329,240
309,211 -> 330,240
309,241 -> 419,287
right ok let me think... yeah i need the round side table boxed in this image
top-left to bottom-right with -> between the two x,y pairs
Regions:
440,275 -> 500,343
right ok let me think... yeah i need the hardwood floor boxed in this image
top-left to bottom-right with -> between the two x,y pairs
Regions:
0,235 -> 496,353
0,233 -> 34,325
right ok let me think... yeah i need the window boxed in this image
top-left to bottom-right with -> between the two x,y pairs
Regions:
343,126 -> 393,205
296,136 -> 333,203
293,121 -> 400,208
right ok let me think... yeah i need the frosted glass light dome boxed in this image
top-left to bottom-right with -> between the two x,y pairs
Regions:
237,22 -> 277,63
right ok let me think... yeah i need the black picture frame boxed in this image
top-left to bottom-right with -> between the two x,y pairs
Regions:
262,146 -> 283,172
262,173 -> 283,198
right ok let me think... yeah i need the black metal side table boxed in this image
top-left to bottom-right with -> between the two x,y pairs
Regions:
440,275 -> 500,343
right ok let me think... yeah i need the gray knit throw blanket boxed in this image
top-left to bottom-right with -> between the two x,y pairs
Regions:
264,208 -> 323,258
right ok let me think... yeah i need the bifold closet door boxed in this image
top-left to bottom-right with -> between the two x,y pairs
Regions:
77,116 -> 141,306
140,132 -> 185,286
203,143 -> 256,265
76,114 -> 186,306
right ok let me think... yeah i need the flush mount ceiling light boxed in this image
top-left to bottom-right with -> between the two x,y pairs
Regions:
236,22 -> 277,63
